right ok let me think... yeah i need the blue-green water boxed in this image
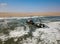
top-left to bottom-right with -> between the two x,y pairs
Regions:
0,16 -> 60,44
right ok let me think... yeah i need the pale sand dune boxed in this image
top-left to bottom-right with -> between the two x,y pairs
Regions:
0,12 -> 60,17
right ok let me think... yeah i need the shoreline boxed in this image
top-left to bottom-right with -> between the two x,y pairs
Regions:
0,12 -> 60,17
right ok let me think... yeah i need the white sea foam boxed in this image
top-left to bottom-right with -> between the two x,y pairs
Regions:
32,22 -> 60,44
0,17 -> 60,44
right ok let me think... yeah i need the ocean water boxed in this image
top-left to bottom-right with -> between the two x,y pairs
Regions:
0,16 -> 60,44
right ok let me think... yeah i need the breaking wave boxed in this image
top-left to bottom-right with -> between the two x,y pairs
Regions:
0,16 -> 60,44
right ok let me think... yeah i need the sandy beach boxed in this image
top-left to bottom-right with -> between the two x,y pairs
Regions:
0,12 -> 60,17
